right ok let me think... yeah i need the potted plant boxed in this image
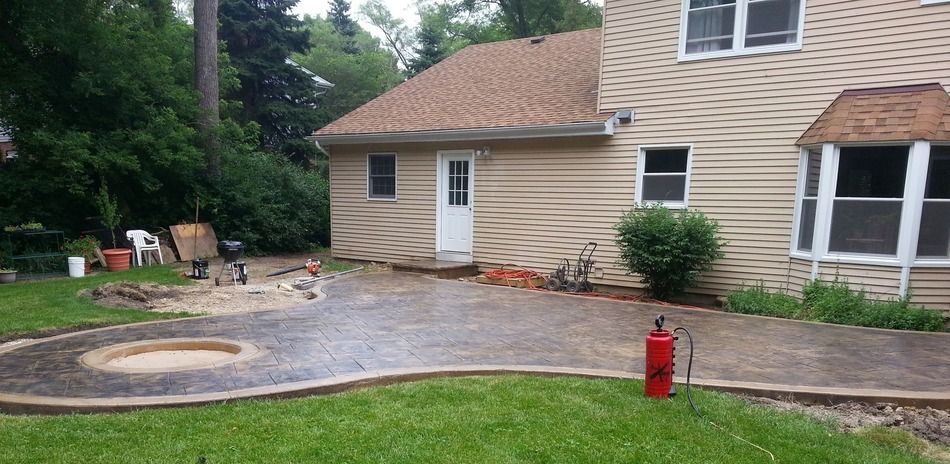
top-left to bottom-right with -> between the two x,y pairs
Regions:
0,250 -> 15,284
0,268 -> 15,284
64,235 -> 101,274
95,185 -> 131,272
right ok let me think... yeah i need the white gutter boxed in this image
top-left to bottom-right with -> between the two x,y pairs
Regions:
308,116 -> 618,146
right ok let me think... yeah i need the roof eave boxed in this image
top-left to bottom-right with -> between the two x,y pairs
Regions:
308,118 -> 617,146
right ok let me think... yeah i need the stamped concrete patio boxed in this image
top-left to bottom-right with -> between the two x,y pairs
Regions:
1,271 -> 948,413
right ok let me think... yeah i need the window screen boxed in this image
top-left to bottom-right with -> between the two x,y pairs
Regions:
917,146 -> 950,258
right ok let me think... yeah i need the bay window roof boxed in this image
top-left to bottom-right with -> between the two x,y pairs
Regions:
797,83 -> 950,145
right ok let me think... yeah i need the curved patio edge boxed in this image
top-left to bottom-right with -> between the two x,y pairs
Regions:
2,365 -> 948,415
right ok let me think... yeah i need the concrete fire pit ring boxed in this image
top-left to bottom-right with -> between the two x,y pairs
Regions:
81,338 -> 263,374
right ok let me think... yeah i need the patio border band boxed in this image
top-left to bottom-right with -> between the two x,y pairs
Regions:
1,365 -> 948,415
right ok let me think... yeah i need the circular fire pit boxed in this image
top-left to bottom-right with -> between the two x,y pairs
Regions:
81,338 -> 262,373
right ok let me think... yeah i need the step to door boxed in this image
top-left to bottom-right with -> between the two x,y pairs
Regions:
392,260 -> 478,280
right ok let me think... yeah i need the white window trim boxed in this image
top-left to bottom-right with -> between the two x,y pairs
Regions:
791,141 -> 949,273
789,146 -> 817,260
636,144 -> 693,209
677,0 -> 807,62
922,0 -> 950,5
366,152 -> 397,201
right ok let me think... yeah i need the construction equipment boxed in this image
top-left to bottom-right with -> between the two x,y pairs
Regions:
545,242 -> 597,293
214,240 -> 247,286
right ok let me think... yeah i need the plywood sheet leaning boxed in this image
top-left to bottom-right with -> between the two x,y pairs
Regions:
169,223 -> 219,261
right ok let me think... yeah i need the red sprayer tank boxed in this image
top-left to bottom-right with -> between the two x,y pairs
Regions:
645,316 -> 674,398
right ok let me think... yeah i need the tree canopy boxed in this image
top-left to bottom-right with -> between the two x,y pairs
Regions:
219,0 -> 326,164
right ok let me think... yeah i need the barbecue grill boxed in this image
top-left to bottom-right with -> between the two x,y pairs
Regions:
214,240 -> 247,286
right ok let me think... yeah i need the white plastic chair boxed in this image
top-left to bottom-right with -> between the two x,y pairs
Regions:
126,230 -> 163,267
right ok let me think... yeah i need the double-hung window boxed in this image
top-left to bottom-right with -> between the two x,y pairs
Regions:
828,146 -> 908,256
636,146 -> 692,208
367,153 -> 397,200
917,146 -> 950,259
680,0 -> 805,60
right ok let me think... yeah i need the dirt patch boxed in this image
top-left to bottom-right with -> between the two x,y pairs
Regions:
83,282 -> 182,310
747,396 -> 950,446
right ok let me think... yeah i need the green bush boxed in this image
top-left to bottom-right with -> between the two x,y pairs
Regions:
205,123 -> 330,254
802,279 -> 944,332
725,282 -> 801,319
725,278 -> 945,332
614,206 -> 725,300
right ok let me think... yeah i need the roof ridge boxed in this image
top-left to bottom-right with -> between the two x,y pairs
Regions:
461,27 -> 602,49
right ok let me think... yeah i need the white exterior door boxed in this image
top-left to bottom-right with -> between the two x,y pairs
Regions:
438,152 -> 474,258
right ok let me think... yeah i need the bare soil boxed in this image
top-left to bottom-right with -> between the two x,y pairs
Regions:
747,396 -> 950,446
80,253 -> 387,316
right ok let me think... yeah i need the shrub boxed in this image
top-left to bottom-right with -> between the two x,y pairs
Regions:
725,282 -> 801,319
802,279 -> 944,332
614,206 -> 725,300
205,123 -> 330,254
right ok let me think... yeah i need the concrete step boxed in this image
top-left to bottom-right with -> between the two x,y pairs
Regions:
392,260 -> 478,279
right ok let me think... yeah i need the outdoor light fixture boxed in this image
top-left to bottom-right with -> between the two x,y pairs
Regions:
475,146 -> 492,158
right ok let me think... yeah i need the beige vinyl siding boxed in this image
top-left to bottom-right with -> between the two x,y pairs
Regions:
598,0 -> 950,297
909,269 -> 950,311
787,258 -> 814,298
329,146 -> 437,262
816,263 -> 902,301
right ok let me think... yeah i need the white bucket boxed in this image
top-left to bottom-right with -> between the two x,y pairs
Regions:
67,257 -> 86,278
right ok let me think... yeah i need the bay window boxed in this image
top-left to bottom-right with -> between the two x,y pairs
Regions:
793,143 -> 950,266
680,0 -> 805,60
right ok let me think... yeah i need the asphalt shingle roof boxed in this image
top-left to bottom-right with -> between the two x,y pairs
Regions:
314,28 -> 606,137
798,83 -> 950,145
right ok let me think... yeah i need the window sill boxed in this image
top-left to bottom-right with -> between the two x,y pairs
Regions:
677,43 -> 803,63
921,0 -> 950,5
789,251 -> 812,261
638,202 -> 688,210
367,197 -> 398,202
912,259 -> 950,268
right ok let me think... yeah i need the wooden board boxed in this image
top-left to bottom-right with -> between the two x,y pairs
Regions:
169,223 -> 219,262
475,275 -> 546,289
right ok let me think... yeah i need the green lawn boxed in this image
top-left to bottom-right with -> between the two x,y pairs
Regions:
0,266 -> 193,339
0,377 -> 936,463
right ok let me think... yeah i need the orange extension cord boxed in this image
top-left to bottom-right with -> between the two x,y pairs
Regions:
482,264 -> 709,310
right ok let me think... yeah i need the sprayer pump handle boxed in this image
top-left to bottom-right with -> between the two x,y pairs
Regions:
655,315 -> 665,330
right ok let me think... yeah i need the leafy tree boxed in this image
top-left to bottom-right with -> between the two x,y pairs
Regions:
328,0 -> 360,54
219,0 -> 326,164
407,25 -> 447,77
359,0 -> 414,70
295,15 -> 404,129
0,0 -> 204,230
424,0 -> 602,47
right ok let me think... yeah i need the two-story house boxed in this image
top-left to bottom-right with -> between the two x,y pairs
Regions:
311,0 -> 950,310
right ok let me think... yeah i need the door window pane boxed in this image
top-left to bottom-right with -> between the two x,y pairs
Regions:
835,146 -> 908,198
745,0 -> 800,47
368,154 -> 396,199
829,200 -> 903,255
447,159 -> 469,206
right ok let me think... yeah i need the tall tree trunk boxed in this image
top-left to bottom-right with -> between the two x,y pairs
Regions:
194,0 -> 220,177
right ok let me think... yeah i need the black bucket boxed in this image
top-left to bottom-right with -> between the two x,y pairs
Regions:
192,259 -> 210,279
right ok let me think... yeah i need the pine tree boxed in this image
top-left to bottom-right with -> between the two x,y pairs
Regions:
219,0 -> 325,164
407,26 -> 446,78
328,0 -> 360,54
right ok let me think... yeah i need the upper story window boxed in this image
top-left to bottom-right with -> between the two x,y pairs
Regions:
636,145 -> 692,209
367,153 -> 397,200
680,0 -> 805,61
